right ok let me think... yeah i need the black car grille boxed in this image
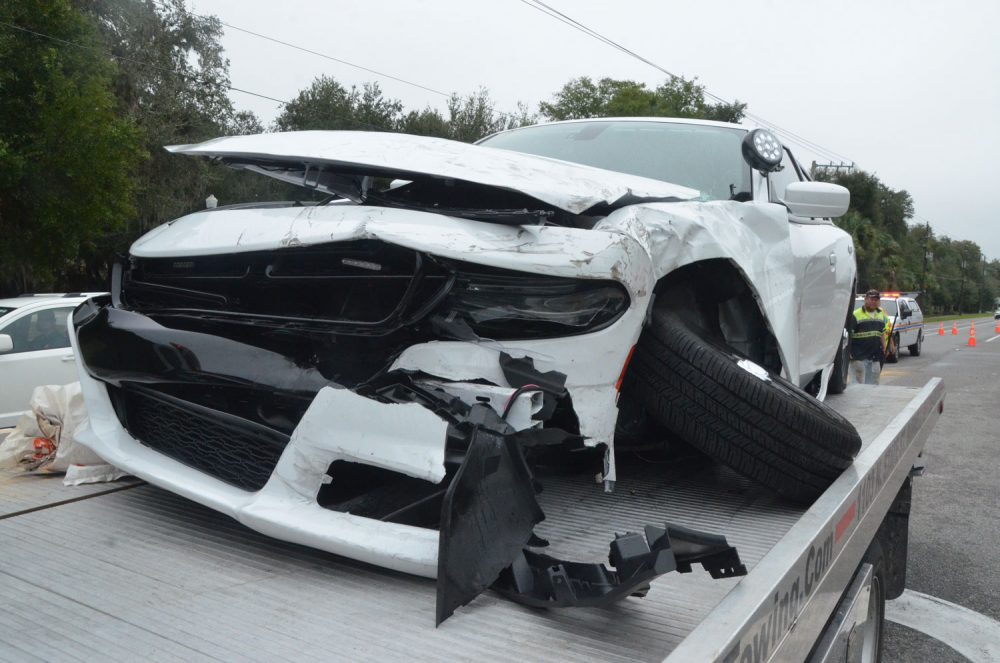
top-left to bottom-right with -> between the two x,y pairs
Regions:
113,385 -> 290,492
121,240 -> 452,332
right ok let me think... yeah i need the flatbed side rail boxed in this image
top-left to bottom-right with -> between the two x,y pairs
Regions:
665,378 -> 945,663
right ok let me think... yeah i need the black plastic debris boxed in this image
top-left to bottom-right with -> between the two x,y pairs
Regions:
493,523 -> 747,608
435,425 -> 544,625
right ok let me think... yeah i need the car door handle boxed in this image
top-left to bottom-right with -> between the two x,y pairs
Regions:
61,354 -> 75,362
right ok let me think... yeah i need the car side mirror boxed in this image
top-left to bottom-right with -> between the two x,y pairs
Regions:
901,309 -> 912,319
0,334 -> 12,354
783,182 -> 850,218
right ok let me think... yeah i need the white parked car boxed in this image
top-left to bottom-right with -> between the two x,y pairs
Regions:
0,294 -> 103,428
71,119 -> 861,619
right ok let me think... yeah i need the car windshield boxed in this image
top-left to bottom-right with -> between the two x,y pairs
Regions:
480,121 -> 751,202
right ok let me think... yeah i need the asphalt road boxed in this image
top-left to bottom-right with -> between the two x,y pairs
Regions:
877,316 -> 1000,662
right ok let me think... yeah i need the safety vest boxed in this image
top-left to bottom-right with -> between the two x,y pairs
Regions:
850,307 -> 891,360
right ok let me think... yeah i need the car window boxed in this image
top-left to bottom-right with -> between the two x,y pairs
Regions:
480,121 -> 752,202
0,306 -> 73,354
768,148 -> 802,203
881,300 -> 898,316
906,299 -> 921,314
0,306 -> 16,317
899,300 -> 910,315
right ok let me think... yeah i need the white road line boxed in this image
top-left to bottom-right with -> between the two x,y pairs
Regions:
886,590 -> 1000,663
986,334 -> 1000,343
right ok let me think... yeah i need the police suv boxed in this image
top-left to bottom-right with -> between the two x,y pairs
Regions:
854,291 -> 925,362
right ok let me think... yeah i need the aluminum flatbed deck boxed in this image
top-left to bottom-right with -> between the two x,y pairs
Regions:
0,380 -> 943,662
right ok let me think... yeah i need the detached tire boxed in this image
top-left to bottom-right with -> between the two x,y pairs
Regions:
629,309 -> 862,503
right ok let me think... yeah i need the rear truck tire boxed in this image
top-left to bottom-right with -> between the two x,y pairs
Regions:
628,309 -> 862,503
861,540 -> 887,663
885,334 -> 900,364
827,328 -> 850,395
908,331 -> 922,357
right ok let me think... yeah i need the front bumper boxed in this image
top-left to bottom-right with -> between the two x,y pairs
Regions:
71,345 -> 445,577
70,295 -> 638,578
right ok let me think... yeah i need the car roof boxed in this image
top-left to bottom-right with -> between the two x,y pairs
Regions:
511,117 -> 747,131
481,117 -> 749,144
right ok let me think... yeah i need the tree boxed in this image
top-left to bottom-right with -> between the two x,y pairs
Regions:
275,77 -> 402,132
277,78 -> 533,143
446,89 -> 535,143
0,0 -> 143,293
77,0 -> 246,231
540,76 -> 746,123
399,107 -> 451,138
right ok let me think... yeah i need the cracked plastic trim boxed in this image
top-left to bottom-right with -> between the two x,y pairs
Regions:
288,386 -> 448,485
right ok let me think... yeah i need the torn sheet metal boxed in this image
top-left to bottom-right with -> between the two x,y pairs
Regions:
166,131 -> 698,215
595,199 -> 854,385
597,202 -> 781,383
128,204 -> 652,296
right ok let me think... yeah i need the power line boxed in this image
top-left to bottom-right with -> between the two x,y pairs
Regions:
520,0 -> 850,163
220,22 -> 452,99
0,19 -> 394,132
517,0 -> 855,165
164,1 -> 451,99
0,20 -> 291,107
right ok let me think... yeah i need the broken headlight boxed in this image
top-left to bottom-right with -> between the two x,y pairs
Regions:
435,265 -> 629,339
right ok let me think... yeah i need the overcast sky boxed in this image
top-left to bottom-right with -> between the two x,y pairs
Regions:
190,0 -> 1000,260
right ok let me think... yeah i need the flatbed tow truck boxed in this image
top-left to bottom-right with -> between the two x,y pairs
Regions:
0,379 -> 943,662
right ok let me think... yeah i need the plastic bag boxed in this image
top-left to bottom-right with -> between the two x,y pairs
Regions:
0,383 -> 116,475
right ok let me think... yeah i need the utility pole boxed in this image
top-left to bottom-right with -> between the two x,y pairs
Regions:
958,255 -> 968,314
920,221 -> 931,306
980,256 -> 988,313
811,161 -> 856,178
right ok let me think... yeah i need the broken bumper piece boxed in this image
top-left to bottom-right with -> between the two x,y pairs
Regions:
493,524 -> 748,609
434,416 -> 747,623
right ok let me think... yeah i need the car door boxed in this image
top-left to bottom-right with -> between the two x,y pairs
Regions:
775,149 -> 855,384
896,299 -> 914,347
0,304 -> 78,427
905,298 -> 923,336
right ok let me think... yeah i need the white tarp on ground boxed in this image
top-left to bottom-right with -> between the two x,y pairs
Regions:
0,382 -> 127,485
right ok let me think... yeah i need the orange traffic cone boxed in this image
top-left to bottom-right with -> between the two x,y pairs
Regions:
952,322 -> 958,335
939,322 -> 945,336
995,321 -> 1000,333
969,322 -> 977,347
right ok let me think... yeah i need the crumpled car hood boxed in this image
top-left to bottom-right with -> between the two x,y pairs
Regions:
166,131 -> 698,214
